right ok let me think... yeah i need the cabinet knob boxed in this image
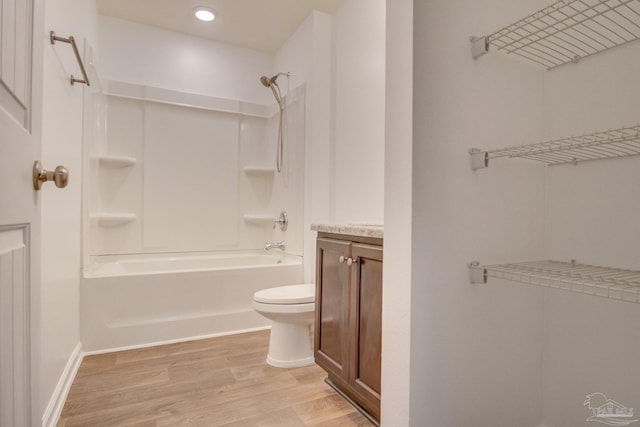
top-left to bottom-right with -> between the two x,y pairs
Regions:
339,255 -> 345,264
347,257 -> 358,266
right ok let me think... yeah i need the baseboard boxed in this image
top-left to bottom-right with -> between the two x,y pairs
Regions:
82,325 -> 271,356
42,342 -> 83,427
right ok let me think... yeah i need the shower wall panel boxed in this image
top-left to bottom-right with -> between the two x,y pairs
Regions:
95,97 -> 144,255
142,103 -> 239,251
87,82 -> 306,257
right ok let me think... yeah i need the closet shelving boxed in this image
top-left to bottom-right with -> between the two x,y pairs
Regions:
471,0 -> 640,69
468,0 -> 640,304
469,261 -> 640,303
469,124 -> 640,170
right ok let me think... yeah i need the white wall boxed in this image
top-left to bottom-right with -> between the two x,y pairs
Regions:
272,0 -> 387,316
411,1 -> 546,425
273,11 -> 333,282
540,33 -> 640,427
412,1 -> 640,426
381,0 -> 412,424
40,0 -> 98,422
331,0 -> 386,223
98,16 -> 273,104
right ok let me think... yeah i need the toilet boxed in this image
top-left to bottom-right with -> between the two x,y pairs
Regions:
253,284 -> 315,368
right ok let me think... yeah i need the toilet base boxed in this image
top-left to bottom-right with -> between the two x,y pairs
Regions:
267,354 -> 315,368
266,322 -> 314,368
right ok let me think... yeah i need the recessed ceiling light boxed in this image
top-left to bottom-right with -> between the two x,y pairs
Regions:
194,7 -> 215,22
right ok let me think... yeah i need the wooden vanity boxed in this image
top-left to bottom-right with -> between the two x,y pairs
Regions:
312,225 -> 382,423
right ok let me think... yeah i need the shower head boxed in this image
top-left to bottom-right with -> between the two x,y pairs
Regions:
259,72 -> 289,175
259,72 -> 289,88
260,72 -> 289,106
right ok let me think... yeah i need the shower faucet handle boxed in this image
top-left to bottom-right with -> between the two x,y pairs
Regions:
273,211 -> 288,232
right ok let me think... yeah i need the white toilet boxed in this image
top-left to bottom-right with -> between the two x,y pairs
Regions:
253,284 -> 315,368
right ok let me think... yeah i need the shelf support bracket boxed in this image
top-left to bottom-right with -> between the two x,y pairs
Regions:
469,148 -> 488,170
468,261 -> 487,284
470,36 -> 489,60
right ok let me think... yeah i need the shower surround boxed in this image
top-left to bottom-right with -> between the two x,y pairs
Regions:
81,78 -> 306,352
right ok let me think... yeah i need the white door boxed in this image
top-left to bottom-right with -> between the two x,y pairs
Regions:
0,0 -> 43,426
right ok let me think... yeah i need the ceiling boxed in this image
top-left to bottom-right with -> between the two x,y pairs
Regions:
97,0 -> 345,54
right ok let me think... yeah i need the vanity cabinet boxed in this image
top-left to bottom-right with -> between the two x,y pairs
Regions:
315,233 -> 382,422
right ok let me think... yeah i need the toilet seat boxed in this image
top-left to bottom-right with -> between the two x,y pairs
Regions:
253,284 -> 315,304
252,301 -> 315,314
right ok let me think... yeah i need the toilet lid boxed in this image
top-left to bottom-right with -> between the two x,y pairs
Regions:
253,284 -> 315,304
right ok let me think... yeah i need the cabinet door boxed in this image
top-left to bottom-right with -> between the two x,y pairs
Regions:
349,243 -> 383,418
315,238 -> 351,380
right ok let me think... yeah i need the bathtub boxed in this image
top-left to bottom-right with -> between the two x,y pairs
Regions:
81,251 -> 304,353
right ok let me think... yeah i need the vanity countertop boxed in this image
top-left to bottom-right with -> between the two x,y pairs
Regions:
311,223 -> 383,239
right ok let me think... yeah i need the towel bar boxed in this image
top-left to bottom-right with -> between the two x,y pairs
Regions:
50,31 -> 90,86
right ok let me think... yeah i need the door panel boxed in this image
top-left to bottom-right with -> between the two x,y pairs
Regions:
315,238 -> 350,379
0,0 -> 31,126
0,226 -> 29,427
350,243 -> 382,417
0,0 -> 40,425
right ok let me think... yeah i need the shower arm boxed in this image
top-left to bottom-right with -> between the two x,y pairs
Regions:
270,72 -> 290,84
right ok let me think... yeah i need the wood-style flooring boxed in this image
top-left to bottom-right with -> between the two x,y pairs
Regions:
57,330 -> 374,426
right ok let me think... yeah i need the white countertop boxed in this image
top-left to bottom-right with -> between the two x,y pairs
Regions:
311,223 -> 383,239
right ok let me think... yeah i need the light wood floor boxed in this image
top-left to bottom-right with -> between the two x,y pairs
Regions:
57,330 -> 374,426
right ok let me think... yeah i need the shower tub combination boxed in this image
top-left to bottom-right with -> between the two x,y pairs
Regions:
81,251 -> 303,353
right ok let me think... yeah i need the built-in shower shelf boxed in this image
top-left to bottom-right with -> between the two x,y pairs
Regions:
469,124 -> 640,170
97,156 -> 138,168
243,214 -> 275,225
243,166 -> 275,176
90,213 -> 137,227
468,260 -> 640,304
471,0 -> 640,69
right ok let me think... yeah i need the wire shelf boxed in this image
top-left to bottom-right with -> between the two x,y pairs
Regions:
471,0 -> 640,69
469,260 -> 640,303
469,124 -> 640,169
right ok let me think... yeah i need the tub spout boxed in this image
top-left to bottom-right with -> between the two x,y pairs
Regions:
265,241 -> 285,251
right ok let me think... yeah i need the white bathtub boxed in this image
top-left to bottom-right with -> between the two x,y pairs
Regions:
81,251 -> 304,352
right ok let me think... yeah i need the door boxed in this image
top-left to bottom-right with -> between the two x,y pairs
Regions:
349,242 -> 382,419
314,237 -> 351,381
0,0 -> 43,425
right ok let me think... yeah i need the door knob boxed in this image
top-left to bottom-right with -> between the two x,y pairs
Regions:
33,161 -> 69,191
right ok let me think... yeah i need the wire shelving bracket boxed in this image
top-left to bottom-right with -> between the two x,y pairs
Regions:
468,260 -> 640,304
469,124 -> 640,170
471,0 -> 640,69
